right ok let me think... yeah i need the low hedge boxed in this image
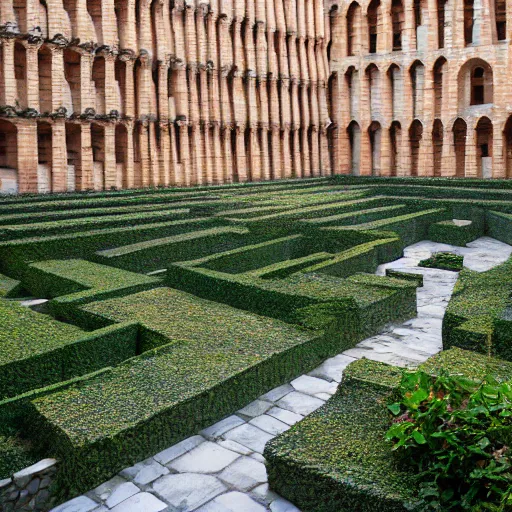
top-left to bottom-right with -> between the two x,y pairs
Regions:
93,227 -> 270,273
487,211 -> 512,245
0,217 -> 224,279
443,257 -> 512,359
0,273 -> 23,298
418,252 -> 464,271
28,286 -> 362,495
428,218 -> 483,246
265,348 -> 512,512
0,297 -> 139,399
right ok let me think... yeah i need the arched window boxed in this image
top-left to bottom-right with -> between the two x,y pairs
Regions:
62,0 -> 77,39
464,0 -> 475,45
92,56 -> 106,115
369,121 -> 382,176
345,67 -> 359,119
437,0 -> 447,48
391,0 -> 404,51
14,42 -> 27,109
39,1 -> 49,39
388,64 -> 401,119
495,0 -> 506,41
346,2 -> 360,56
390,121 -> 401,177
433,57 -> 446,118
504,116 -> 512,179
115,60 -> 127,115
367,0 -> 380,54
115,124 -> 128,188
65,123 -> 81,191
453,118 -> 467,177
38,45 -> 53,113
410,61 -> 425,119
0,120 -> 18,194
458,59 -> 493,108
409,120 -> 423,176
37,121 -> 52,193
432,119 -> 443,177
366,64 -> 380,119
476,117 -> 493,178
63,49 -> 81,115
13,0 -> 27,33
86,0 -> 103,44
347,121 -> 361,175
91,123 -> 105,190
414,0 -> 428,50
471,67 -> 485,105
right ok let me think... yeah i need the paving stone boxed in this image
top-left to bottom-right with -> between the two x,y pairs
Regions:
50,496 -> 98,512
276,392 -> 325,416
0,477 -> 12,489
249,415 -> 290,436
90,476 -> 127,502
237,399 -> 273,419
13,458 -> 57,487
197,492 -> 267,511
153,435 -> 205,465
120,458 -> 169,486
260,384 -> 294,402
105,482 -> 139,508
251,483 -> 280,505
223,424 -> 274,454
152,473 -> 226,511
218,456 -> 267,491
169,441 -> 240,474
308,354 -> 356,382
250,453 -> 266,463
315,392 -> 332,401
270,497 -> 302,511
290,375 -> 334,396
266,407 -> 304,426
109,492 -> 166,512
216,439 -> 253,456
200,416 -> 245,440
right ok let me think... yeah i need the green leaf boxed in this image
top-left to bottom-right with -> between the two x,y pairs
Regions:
412,430 -> 427,445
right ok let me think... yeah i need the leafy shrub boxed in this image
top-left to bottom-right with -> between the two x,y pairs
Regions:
419,252 -> 464,272
387,370 -> 512,511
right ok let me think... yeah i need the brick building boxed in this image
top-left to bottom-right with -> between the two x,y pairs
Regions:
326,0 -> 512,179
0,1 -> 510,193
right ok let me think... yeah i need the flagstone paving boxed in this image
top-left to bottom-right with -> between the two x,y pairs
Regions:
51,237 -> 512,512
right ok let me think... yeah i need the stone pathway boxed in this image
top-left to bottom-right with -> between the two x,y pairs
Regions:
51,237 -> 512,512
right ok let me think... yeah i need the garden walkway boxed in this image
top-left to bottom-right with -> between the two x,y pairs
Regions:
52,237 -> 512,512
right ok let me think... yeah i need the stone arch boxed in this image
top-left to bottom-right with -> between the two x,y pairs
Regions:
367,0 -> 380,54
410,60 -> 425,119
115,124 -> 128,188
413,0 -> 428,50
389,120 -> 401,176
409,119 -> 423,176
475,116 -> 493,178
150,0 -> 160,61
39,0 -> 49,39
387,64 -> 401,119
0,120 -> 18,194
437,0 -> 447,48
464,0 -> 475,45
37,121 -> 52,193
365,63 -> 380,119
114,0 -> 128,48
133,59 -> 142,118
86,0 -> 103,44
62,0 -> 78,39
433,57 -> 447,118
91,122 -> 105,190
432,119 -> 443,177
63,48 -> 81,115
391,0 -> 404,51
504,116 -> 512,179
368,121 -> 382,176
92,55 -> 106,115
347,121 -> 361,175
115,59 -> 127,115
38,45 -> 53,113
65,122 -> 80,191
346,2 -> 361,56
345,66 -> 359,119
494,0 -> 506,41
452,118 -> 467,177
14,42 -> 27,109
458,58 -> 493,108
13,0 -> 27,33
133,123 -> 143,186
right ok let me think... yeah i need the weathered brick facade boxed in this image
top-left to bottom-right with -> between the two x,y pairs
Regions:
0,0 -> 510,193
326,0 -> 512,179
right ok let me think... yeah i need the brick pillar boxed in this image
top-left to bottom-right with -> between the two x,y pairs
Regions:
80,123 -> 93,190
441,126 -> 456,177
51,119 -> 67,192
104,123 -> 117,189
17,121 -> 39,193
125,121 -> 135,188
493,120 -> 505,178
2,40 -> 16,106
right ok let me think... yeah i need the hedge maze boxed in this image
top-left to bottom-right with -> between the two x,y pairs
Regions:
2,177 -> 512,504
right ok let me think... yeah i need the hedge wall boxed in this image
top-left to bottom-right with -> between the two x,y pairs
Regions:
28,287 -> 363,495
443,257 -> 512,359
0,297 -> 139,400
265,349 -> 512,512
487,211 -> 512,245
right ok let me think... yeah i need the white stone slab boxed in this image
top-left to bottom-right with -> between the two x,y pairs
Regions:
169,442 -> 240,474
276,392 -> 325,416
105,482 -> 140,508
120,458 -> 168,486
109,492 -> 167,512
198,492 -> 267,511
200,416 -> 245,440
218,456 -> 267,491
260,384 -> 294,402
153,435 -> 205,465
223,424 -> 274,454
50,496 -> 98,512
290,375 -> 334,396
237,399 -> 273,419
249,415 -> 290,436
308,354 -> 356,382
266,407 -> 304,426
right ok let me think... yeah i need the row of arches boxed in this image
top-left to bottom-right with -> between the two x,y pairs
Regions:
340,0 -> 507,57
342,57 -> 493,126
343,116 -> 511,179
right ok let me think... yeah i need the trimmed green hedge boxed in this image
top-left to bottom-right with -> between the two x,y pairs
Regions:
29,287 -> 362,495
265,348 -> 512,512
428,219 -> 483,246
0,297 -> 139,400
443,256 -> 512,359
487,211 -> 512,245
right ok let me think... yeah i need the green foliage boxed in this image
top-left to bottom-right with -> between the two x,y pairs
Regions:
419,252 -> 464,272
0,433 -> 38,480
387,371 -> 512,511
428,219 -> 483,247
